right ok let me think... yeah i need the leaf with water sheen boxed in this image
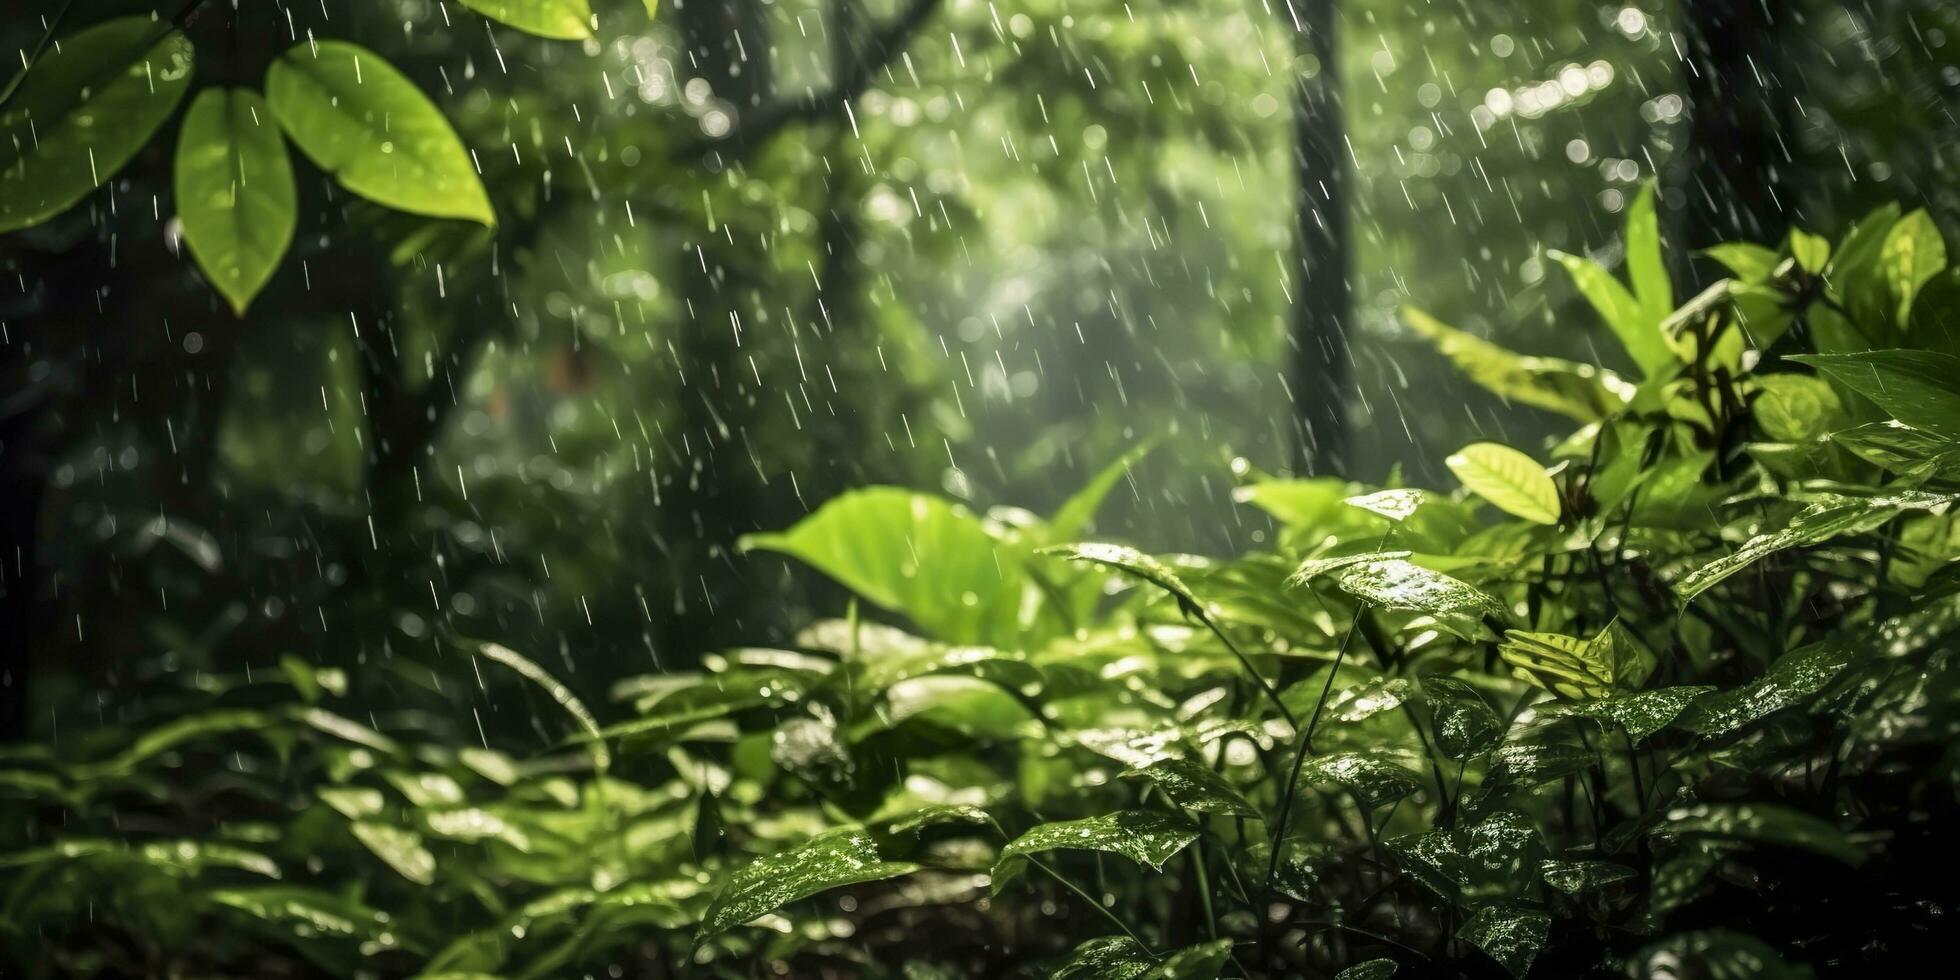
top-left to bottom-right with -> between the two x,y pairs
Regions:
175,89 -> 297,315
350,822 -> 436,885
697,829 -> 919,941
453,0 -> 595,39
0,18 -> 195,232
1675,490 -> 1953,601
1457,904 -> 1551,978
1298,753 -> 1423,808
1389,810 -> 1544,906
1658,802 -> 1864,866
1499,620 -> 1656,700
1624,930 -> 1814,980
1880,209 -> 1947,324
996,810 -> 1198,877
1446,442 -> 1562,525
1335,960 -> 1399,980
1790,351 -> 1960,439
1538,859 -> 1635,895
1421,676 -> 1504,759
1333,559 -> 1507,633
266,41 -> 494,225
1121,759 -> 1258,817
1541,685 -> 1715,743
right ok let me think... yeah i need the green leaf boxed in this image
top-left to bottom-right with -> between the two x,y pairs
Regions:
1121,759 -> 1258,818
1041,541 -> 1202,613
0,19 -> 195,232
1540,685 -> 1715,743
174,88 -> 297,315
1456,904 -> 1550,978
478,642 -> 608,770
1152,939 -> 1234,979
1343,489 -> 1429,522
453,0 -> 595,39
1401,307 -> 1630,422
1326,676 -> 1415,723
1538,859 -> 1634,895
995,810 -> 1198,879
1297,753 -> 1423,808
1678,641 -> 1857,736
1675,490 -> 1954,601
265,41 -> 493,225
1751,374 -> 1842,443
1828,421 -> 1960,478
1233,477 -> 1363,528
1047,937 -> 1154,980
1446,442 -> 1561,525
1658,802 -> 1864,866
1389,811 -> 1545,907
745,488 -> 1031,646
697,829 -> 919,942
1704,243 -> 1780,281
1421,676 -> 1504,759
1626,182 -> 1672,326
1335,960 -> 1398,980
1551,249 -> 1673,376
1790,350 -> 1960,438
1499,620 -> 1655,699
1789,228 -> 1831,275
1625,930 -> 1814,980
1880,209 -> 1947,324
1331,557 -> 1507,638
350,822 -> 436,885
1049,443 -> 1152,541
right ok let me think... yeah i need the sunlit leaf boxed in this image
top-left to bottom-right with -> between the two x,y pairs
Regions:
1297,753 -> 1422,808
1540,685 -> 1715,743
350,822 -> 436,885
1677,641 -> 1858,735
453,0 -> 594,40
1675,490 -> 1953,601
1402,307 -> 1631,422
1538,859 -> 1634,895
1446,442 -> 1561,525
995,810 -> 1198,881
1499,620 -> 1656,700
265,41 -> 494,225
697,829 -> 919,941
1122,759 -> 1258,818
1421,676 -> 1504,759
1550,249 -> 1673,376
1880,209 -> 1947,324
1457,904 -> 1550,978
1657,802 -> 1863,866
1791,350 -> 1960,438
175,88 -> 296,315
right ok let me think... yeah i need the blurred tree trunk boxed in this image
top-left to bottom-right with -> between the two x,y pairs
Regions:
1286,0 -> 1350,474
1681,0 -> 1790,251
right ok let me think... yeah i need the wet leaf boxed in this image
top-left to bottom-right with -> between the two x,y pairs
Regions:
1297,753 -> 1422,808
1422,676 -> 1504,759
1657,802 -> 1863,866
1499,620 -> 1655,699
454,0 -> 595,40
350,821 -> 436,885
1675,490 -> 1952,601
1541,686 -> 1715,743
1538,859 -> 1634,895
1456,904 -> 1550,978
1791,351 -> 1960,439
1446,442 -> 1562,525
1677,641 -> 1858,735
175,88 -> 297,315
1335,960 -> 1399,980
1550,249 -> 1672,376
697,829 -> 919,942
1401,308 -> 1629,422
1880,209 -> 1947,324
996,810 -> 1198,878
1121,759 -> 1258,818
1624,930 -> 1814,979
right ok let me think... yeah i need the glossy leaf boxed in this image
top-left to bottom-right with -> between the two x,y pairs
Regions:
1790,351 -> 1960,438
1658,802 -> 1863,866
174,89 -> 297,315
1122,759 -> 1258,818
1446,442 -> 1561,525
1625,930 -> 1814,980
1880,209 -> 1947,324
1389,810 -> 1544,907
454,0 -> 595,40
996,810 -> 1198,877
1402,307 -> 1630,422
1332,558 -> 1507,630
1541,685 -> 1715,743
1422,676 -> 1504,759
1678,641 -> 1857,735
265,41 -> 494,225
1499,620 -> 1655,699
0,18 -> 194,232
1551,249 -> 1673,376
1675,490 -> 1953,601
697,829 -> 919,941
1298,753 -> 1422,808
350,822 -> 436,885
1626,182 -> 1672,327
1457,904 -> 1550,978
1538,859 -> 1634,895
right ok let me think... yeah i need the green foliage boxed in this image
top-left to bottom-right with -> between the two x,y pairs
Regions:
9,204 -> 1960,977
174,89 -> 297,314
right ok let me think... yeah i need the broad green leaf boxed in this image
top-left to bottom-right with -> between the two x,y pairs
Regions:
1297,753 -> 1422,808
350,822 -> 436,885
318,786 -> 385,820
1041,541 -> 1202,614
1751,374 -> 1842,443
1538,859 -> 1634,895
1048,937 -> 1154,980
1704,242 -> 1779,281
1121,759 -> 1258,818
1344,488 -> 1429,522
454,0 -> 594,39
1789,228 -> 1830,275
1049,443 -> 1152,541
1677,641 -> 1857,735
1625,930 -> 1814,980
1289,550 -> 1412,585
1457,904 -> 1550,978
1551,249 -> 1673,376
175,89 -> 297,315
1336,960 -> 1398,980
1402,307 -> 1630,422
854,642 -> 1040,693
1675,490 -> 1953,601
995,810 -> 1198,878
1658,802 -> 1863,865
265,41 -> 494,225
1232,477 -> 1365,529
1446,442 -> 1561,525
1880,209 -> 1947,324
88,709 -> 271,775
1828,421 -> 1960,478
1421,676 -> 1503,759
1541,685 -> 1715,743
208,886 -> 386,940
0,19 -> 194,232
1388,810 -> 1544,907
1332,557 -> 1507,638
1626,182 -> 1672,326
697,829 -> 919,941
1791,350 -> 1960,438
1499,620 -> 1655,699
870,675 -> 1035,741
745,488 -> 1031,645
1326,676 -> 1414,723
1152,939 -> 1234,979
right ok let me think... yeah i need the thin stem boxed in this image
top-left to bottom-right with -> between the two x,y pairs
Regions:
1203,613 -> 1298,728
1031,855 -> 1156,957
1265,609 -> 1363,888
0,0 -> 77,111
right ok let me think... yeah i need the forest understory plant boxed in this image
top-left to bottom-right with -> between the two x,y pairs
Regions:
5,195 -> 1960,978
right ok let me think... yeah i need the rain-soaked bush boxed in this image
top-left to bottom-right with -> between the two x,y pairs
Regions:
7,196 -> 1960,977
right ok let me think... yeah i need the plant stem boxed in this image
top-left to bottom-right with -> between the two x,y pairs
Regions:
1265,609 -> 1363,889
1031,855 -> 1156,957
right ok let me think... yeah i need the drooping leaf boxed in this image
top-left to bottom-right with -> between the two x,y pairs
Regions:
1401,307 -> 1630,422
1041,541 -> 1203,615
1121,759 -> 1258,818
1446,442 -> 1562,525
1880,209 -> 1947,325
1541,686 -> 1715,743
995,810 -> 1198,881
745,488 -> 1032,646
1828,421 -> 1960,479
1330,558 -> 1507,634
0,18 -> 195,232
1675,490 -> 1953,601
1297,753 -> 1422,808
1677,641 -> 1859,736
1790,351 -> 1960,438
1456,904 -> 1550,978
265,41 -> 494,225
1538,859 -> 1635,895
697,829 -> 919,942
1498,620 -> 1655,699
1421,676 -> 1504,759
1657,802 -> 1864,866
453,0 -> 595,40
478,642 -> 608,770
350,822 -> 436,885
1551,249 -> 1673,376
1047,937 -> 1154,980
173,88 -> 296,315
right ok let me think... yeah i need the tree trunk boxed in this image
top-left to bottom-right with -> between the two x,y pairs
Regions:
1286,0 -> 1350,475
1681,0 -> 1788,251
